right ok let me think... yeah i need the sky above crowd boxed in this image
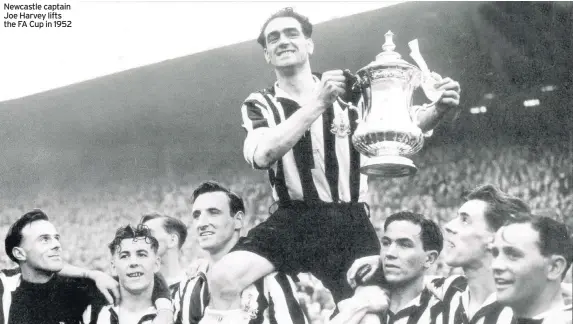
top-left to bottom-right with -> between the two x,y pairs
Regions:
0,1 -> 405,102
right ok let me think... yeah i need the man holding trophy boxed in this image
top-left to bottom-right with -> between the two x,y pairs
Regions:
199,7 -> 461,324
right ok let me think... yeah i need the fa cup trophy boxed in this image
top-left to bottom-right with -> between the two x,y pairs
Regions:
338,31 -> 444,178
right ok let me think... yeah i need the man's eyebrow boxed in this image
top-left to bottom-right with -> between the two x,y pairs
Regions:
267,27 -> 300,37
503,246 -> 525,256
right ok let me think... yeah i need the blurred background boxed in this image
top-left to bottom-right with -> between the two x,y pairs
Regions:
1,2 -> 572,322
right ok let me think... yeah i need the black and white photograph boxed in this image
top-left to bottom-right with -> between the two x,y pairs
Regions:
1,1 -> 572,324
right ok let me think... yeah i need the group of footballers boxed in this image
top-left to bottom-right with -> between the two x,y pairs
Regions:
2,181 -> 572,324
0,6 -> 571,324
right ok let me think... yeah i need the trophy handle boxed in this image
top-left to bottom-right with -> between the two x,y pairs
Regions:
337,69 -> 367,121
337,97 -> 362,122
408,40 -> 444,108
421,72 -> 445,108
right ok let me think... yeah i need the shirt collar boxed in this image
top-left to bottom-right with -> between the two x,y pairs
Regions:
461,289 -> 498,311
109,305 -> 157,324
388,288 -> 432,318
273,75 -> 321,101
530,302 -> 572,320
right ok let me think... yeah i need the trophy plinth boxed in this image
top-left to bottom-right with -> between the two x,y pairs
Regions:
360,156 -> 417,178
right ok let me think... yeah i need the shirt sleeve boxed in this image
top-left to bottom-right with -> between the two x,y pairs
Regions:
241,93 -> 272,170
177,273 -> 209,324
264,273 -> 309,324
80,278 -> 109,324
424,275 -> 467,301
152,273 -> 172,302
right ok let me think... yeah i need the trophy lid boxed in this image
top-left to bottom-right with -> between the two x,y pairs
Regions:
361,31 -> 418,71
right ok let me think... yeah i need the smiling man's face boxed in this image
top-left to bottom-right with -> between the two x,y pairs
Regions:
192,191 -> 240,253
18,220 -> 64,273
262,16 -> 314,68
491,223 -> 548,310
112,237 -> 159,294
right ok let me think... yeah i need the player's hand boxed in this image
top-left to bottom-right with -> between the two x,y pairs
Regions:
337,285 -> 389,313
347,255 -> 381,289
89,270 -> 120,305
312,70 -> 347,111
187,258 -> 210,276
153,307 -> 174,324
354,285 -> 390,313
430,72 -> 461,112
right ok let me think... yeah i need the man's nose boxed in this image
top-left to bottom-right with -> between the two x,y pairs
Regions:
444,220 -> 456,234
276,33 -> 291,46
51,239 -> 61,250
196,215 -> 209,230
491,254 -> 506,273
129,258 -> 141,268
385,243 -> 398,259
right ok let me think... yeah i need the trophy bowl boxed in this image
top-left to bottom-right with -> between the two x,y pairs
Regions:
338,31 -> 443,178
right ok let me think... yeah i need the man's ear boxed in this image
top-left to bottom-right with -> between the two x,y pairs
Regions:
168,233 -> 179,249
424,250 -> 439,269
154,256 -> 161,273
12,247 -> 26,262
547,254 -> 567,281
110,259 -> 117,277
307,38 -> 314,56
234,211 -> 244,231
264,48 -> 271,64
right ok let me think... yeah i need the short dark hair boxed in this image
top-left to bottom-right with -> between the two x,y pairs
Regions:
503,215 -> 573,279
5,209 -> 49,263
141,213 -> 188,249
257,7 -> 313,48
108,224 -> 159,255
384,211 -> 443,254
465,184 -> 531,231
191,181 -> 245,216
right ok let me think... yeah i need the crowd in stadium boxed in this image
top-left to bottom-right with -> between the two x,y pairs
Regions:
1,138 -> 571,323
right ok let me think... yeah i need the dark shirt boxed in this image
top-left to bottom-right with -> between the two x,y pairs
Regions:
4,272 -> 106,324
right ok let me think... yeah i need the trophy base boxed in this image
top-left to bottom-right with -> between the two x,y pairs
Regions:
360,156 -> 418,178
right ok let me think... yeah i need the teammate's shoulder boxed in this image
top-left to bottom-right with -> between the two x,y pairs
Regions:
426,274 -> 467,300
0,268 -> 22,290
245,85 -> 276,102
54,274 -> 95,291
0,267 -> 21,277
180,271 -> 208,290
432,274 -> 467,290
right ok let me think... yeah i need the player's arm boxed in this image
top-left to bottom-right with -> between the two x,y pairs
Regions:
244,70 -> 346,169
414,75 -> 461,132
151,273 -> 174,324
59,263 -> 119,304
60,264 -> 173,322
328,286 -> 388,324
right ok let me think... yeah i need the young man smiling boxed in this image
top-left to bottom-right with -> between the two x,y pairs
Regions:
491,215 -> 573,324
97,224 -> 163,324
